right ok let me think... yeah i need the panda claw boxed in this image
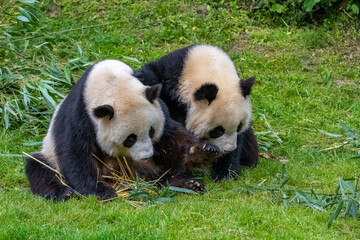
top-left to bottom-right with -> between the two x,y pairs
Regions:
186,179 -> 206,193
202,143 -> 222,157
170,178 -> 206,193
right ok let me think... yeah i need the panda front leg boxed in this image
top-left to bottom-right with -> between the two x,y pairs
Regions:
211,135 -> 242,181
211,153 -> 241,181
59,153 -> 117,200
211,127 -> 259,181
25,153 -> 74,201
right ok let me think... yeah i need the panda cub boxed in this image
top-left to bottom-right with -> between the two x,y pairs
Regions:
25,60 -> 221,201
134,45 -> 259,181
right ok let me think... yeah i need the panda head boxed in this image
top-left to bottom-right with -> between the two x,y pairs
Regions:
84,60 -> 164,160
178,45 -> 255,153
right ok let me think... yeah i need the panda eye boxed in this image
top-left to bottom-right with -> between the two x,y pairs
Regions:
123,134 -> 137,148
209,126 -> 225,139
149,127 -> 155,138
237,122 -> 243,132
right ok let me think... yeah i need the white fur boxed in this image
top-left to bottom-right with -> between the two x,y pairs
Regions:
178,45 -> 252,152
128,137 -> 154,159
84,60 -> 164,160
41,101 -> 63,167
207,132 -> 238,152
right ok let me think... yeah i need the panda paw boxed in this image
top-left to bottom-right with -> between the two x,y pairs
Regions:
186,142 -> 222,168
196,142 -> 222,161
170,178 -> 206,193
185,179 -> 206,193
211,172 -> 226,182
95,185 -> 117,200
211,170 -> 240,182
60,187 -> 74,200
45,186 -> 74,202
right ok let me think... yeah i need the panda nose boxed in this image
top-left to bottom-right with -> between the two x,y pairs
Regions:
223,143 -> 236,152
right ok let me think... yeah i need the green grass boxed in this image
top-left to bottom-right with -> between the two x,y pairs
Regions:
1,0 -> 359,239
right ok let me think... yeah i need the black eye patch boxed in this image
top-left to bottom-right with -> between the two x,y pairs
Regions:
209,126 -> 225,139
149,127 -> 155,138
123,134 -> 137,148
237,122 -> 243,132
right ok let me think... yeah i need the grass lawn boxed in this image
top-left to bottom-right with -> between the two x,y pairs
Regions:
1,0 -> 359,239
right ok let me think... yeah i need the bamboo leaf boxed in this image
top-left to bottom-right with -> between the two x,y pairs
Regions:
280,163 -> 286,182
4,110 -> 10,129
24,39 -> 29,51
21,86 -> 30,110
5,104 -> 17,116
38,85 -> 56,109
17,15 -> 30,22
13,99 -> 23,119
344,198 -> 354,217
122,56 -> 140,64
0,154 -> 24,157
152,197 -> 175,203
43,83 -> 65,98
350,201 -> 359,219
35,42 -> 49,48
64,66 -> 71,83
339,122 -> 359,138
339,178 -> 355,194
18,0 -> 36,3
129,192 -> 149,199
169,186 -> 197,194
280,177 -> 290,188
77,43 -> 82,56
318,129 -> 342,137
23,141 -> 42,146
338,177 -> 346,198
18,7 -> 33,22
328,200 -> 344,228
69,57 -> 81,63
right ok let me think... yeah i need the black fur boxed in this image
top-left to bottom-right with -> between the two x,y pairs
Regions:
145,83 -> 162,103
240,77 -> 255,97
134,45 -> 259,181
211,127 -> 259,181
25,153 -> 74,201
194,83 -> 219,105
25,61 -> 221,201
93,105 -> 114,119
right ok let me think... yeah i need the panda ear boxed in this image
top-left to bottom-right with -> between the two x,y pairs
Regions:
145,84 -> 162,103
240,77 -> 255,97
194,83 -> 218,105
93,105 -> 114,120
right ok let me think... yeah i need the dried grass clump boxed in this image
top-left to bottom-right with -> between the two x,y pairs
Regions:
92,154 -> 171,206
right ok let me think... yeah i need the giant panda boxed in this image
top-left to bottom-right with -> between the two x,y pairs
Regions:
133,45 -> 259,181
25,60 -> 221,201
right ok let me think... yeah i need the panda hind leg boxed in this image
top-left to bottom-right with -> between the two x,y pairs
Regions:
25,153 -> 74,202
